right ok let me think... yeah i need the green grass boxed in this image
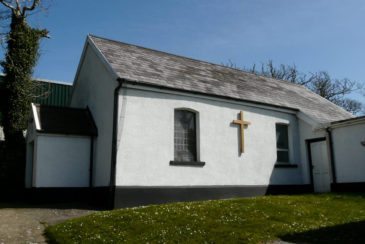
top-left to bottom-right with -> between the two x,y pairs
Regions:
45,194 -> 365,243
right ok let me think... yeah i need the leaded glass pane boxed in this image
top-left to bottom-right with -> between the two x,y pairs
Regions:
276,124 -> 289,163
276,124 -> 289,149
174,110 -> 197,162
277,150 -> 289,163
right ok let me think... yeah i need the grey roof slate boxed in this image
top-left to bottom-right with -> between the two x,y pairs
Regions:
35,105 -> 97,136
89,35 -> 353,124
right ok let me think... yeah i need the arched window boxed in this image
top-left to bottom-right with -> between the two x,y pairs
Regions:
174,109 -> 197,162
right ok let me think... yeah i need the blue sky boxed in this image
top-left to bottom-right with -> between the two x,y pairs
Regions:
1,0 -> 365,103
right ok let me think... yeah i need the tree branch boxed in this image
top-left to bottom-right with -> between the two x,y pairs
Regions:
0,0 -> 16,11
22,0 -> 40,16
14,0 -> 20,10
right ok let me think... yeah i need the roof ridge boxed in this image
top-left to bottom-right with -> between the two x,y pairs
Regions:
0,73 -> 70,85
32,78 -> 72,86
88,34 -> 305,89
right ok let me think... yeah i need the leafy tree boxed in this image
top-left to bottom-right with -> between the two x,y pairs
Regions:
0,0 -> 48,144
0,0 -> 48,186
226,60 -> 363,114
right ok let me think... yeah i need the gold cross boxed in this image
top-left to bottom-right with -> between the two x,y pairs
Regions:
232,111 -> 251,154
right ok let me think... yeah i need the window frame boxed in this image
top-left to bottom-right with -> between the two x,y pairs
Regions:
170,108 -> 205,167
275,123 -> 291,165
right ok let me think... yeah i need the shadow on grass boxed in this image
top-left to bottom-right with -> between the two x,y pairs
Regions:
280,220 -> 365,243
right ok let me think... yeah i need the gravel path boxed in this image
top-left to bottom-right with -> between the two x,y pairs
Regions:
0,203 -> 97,244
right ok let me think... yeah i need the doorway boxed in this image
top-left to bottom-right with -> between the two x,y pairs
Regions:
307,138 -> 331,193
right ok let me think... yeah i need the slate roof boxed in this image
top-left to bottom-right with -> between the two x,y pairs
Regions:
34,105 -> 97,136
89,35 -> 353,124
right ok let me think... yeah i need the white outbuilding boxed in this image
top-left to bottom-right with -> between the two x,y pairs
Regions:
26,35 -> 365,208
26,103 -> 97,189
327,116 -> 365,191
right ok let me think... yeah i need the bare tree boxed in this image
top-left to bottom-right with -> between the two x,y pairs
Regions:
0,1 -> 49,40
224,60 -> 363,114
0,0 -> 41,17
307,71 -> 359,99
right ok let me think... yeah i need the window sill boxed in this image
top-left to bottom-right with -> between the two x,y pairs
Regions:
275,163 -> 298,168
169,161 -> 205,167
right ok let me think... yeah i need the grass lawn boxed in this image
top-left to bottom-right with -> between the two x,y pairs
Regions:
45,194 -> 365,243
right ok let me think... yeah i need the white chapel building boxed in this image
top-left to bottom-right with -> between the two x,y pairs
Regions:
26,35 -> 365,208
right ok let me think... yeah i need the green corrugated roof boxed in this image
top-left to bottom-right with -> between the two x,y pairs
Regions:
32,81 -> 72,107
0,75 -> 72,107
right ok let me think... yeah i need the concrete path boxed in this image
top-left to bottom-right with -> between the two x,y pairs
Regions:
0,203 -> 97,244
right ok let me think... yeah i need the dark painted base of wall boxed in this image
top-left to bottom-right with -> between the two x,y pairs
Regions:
114,185 -> 313,208
4,183 -> 365,209
27,188 -> 95,204
0,187 -> 27,202
0,187 -> 111,209
332,182 -> 365,192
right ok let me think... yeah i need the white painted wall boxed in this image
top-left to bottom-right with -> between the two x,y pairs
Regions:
298,120 -> 326,184
71,43 -> 117,186
0,127 -> 4,141
310,141 -> 331,192
116,86 -> 305,187
33,134 -> 91,187
332,122 -> 365,183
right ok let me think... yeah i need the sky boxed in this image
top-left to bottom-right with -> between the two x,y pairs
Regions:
1,0 -> 365,103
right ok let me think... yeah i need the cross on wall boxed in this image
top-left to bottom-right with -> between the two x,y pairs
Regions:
232,111 -> 251,154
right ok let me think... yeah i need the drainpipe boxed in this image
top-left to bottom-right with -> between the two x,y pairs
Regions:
86,106 -> 96,189
326,127 -> 337,186
108,77 -> 124,209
